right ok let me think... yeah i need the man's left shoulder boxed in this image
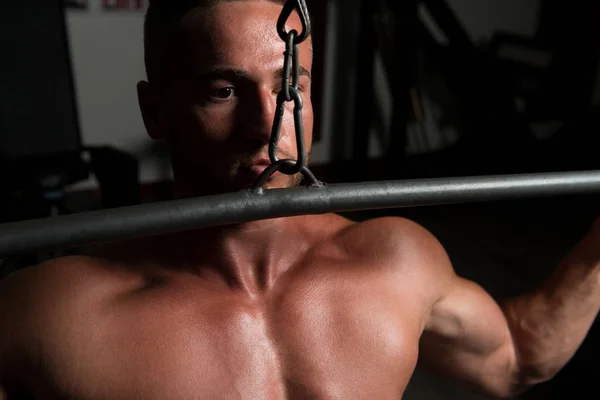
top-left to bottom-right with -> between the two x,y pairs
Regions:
336,216 -> 439,257
329,216 -> 453,277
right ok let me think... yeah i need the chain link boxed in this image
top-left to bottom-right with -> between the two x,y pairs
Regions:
255,0 -> 316,184
277,0 -> 311,43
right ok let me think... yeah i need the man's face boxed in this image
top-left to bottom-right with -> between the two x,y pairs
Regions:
140,1 -> 314,196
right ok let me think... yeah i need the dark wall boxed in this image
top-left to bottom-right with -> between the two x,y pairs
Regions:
0,0 -> 81,159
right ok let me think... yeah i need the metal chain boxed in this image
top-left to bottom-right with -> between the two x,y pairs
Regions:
268,29 -> 305,174
252,0 -> 319,189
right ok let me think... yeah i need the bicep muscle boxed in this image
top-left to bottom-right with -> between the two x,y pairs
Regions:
421,276 -> 519,397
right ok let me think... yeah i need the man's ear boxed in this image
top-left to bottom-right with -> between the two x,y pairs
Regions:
137,80 -> 166,140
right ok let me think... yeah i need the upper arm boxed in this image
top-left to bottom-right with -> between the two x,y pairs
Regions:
420,275 -> 521,397
0,256 -> 108,398
0,270 -> 19,392
0,259 -> 78,393
394,220 -> 522,397
0,266 -> 36,391
0,271 -> 14,385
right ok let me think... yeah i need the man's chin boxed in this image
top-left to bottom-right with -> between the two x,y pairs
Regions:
173,175 -> 303,199
236,172 -> 303,191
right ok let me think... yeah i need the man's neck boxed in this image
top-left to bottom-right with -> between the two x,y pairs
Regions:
167,178 -> 312,293
168,216 -> 306,295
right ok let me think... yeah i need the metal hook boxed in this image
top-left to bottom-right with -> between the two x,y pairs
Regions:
251,160 -> 322,191
277,0 -> 311,43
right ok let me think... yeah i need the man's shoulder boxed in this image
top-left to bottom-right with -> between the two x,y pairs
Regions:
0,255 -> 139,334
0,257 -> 101,380
1,255 -> 127,300
333,216 -> 438,258
324,215 -> 455,280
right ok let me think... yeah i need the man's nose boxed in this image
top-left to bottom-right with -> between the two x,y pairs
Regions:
243,87 -> 279,145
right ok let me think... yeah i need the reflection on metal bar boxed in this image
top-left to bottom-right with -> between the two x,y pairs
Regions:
1,170 -> 599,257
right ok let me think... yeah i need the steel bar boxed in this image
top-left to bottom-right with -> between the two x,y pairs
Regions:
1,170 -> 599,257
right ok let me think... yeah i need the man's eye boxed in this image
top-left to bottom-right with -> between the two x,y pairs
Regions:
209,87 -> 236,100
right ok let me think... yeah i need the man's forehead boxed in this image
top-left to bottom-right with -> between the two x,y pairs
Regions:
180,0 -> 295,37
150,0 -> 312,80
176,2 -> 311,65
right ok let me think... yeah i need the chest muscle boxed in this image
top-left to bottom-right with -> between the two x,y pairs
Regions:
39,273 -> 421,400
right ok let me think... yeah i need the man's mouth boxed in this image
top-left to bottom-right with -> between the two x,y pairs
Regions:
240,159 -> 272,177
249,164 -> 269,175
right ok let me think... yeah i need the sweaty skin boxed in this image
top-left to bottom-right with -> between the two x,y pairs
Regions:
1,1 -> 600,399
0,215 -> 442,399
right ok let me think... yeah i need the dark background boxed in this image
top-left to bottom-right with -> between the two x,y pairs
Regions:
1,0 -> 599,399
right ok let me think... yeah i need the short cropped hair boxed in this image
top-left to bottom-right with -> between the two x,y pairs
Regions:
144,0 -> 292,81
